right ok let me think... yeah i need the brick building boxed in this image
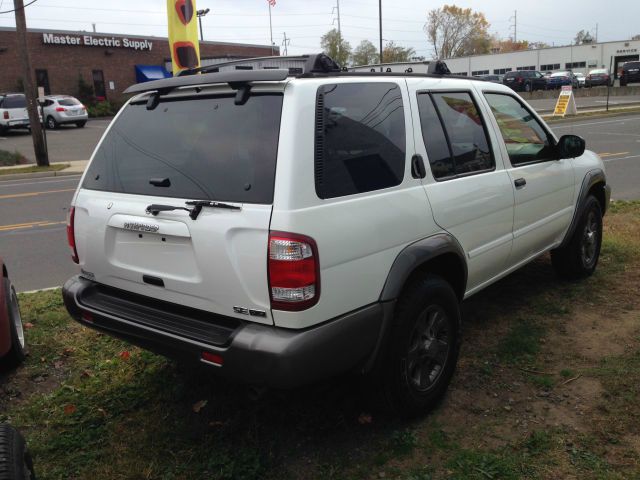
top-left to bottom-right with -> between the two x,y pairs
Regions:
0,26 -> 276,104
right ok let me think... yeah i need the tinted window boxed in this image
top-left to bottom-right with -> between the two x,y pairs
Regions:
315,83 -> 405,199
57,98 -> 81,106
416,94 -> 454,179
624,62 -> 640,70
2,95 -> 26,108
504,72 -> 516,79
430,92 -> 494,176
484,93 -> 554,166
83,94 -> 283,203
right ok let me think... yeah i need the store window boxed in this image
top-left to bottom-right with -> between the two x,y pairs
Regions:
35,69 -> 50,95
92,70 -> 106,100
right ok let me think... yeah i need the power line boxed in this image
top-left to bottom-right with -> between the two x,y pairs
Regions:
0,0 -> 38,14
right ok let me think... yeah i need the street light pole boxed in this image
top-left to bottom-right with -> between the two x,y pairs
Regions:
379,0 -> 383,70
196,8 -> 210,42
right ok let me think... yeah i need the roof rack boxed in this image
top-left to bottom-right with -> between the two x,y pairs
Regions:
177,53 -> 341,76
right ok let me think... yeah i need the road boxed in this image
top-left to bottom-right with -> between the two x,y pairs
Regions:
0,119 -> 110,163
527,93 -> 640,113
1,114 -> 639,292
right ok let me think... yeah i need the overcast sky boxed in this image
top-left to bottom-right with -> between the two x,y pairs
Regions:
0,0 -> 637,59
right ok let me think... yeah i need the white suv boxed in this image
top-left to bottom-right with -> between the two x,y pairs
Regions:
62,55 -> 610,417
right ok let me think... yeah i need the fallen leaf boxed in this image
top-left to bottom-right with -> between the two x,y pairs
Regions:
64,404 -> 77,415
62,347 -> 75,356
119,351 -> 131,360
53,361 -> 64,369
40,357 -> 46,363
24,322 -> 34,329
208,420 -> 226,428
192,400 -> 208,413
81,370 -> 93,378
357,413 -> 373,425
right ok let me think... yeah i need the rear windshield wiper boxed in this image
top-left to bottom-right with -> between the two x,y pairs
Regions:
146,200 -> 241,220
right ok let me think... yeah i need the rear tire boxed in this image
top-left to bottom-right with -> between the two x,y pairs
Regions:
45,116 -> 58,130
2,277 -> 26,369
0,424 -> 37,480
551,195 -> 603,279
381,275 -> 461,418
76,121 -> 86,128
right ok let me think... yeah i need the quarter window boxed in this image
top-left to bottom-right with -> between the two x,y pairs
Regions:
484,93 -> 555,166
315,83 -> 406,199
417,92 -> 494,180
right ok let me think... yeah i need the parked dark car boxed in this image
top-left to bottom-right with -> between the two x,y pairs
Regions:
0,258 -> 25,369
503,70 -> 547,92
546,71 -> 579,89
620,61 -> 640,87
586,69 -> 613,87
477,74 -> 503,83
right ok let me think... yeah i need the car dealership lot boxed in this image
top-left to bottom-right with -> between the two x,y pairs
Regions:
0,113 -> 639,293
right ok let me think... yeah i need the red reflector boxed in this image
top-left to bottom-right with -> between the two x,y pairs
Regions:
67,206 -> 79,264
201,351 -> 223,365
55,107 -> 66,112
81,311 -> 93,322
2,111 -> 8,120
268,231 -> 320,311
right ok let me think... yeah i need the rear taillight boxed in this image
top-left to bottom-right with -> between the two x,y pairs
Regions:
55,107 -> 66,112
268,231 -> 320,311
517,77 -> 523,83
67,207 -> 79,264
2,111 -> 8,119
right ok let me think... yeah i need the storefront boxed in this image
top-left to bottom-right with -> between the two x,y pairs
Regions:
0,27 -> 276,103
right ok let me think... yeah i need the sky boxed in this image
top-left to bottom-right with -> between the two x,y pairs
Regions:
0,0 -> 638,59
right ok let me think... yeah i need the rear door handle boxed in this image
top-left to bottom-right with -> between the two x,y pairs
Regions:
514,178 -> 526,188
411,154 -> 427,179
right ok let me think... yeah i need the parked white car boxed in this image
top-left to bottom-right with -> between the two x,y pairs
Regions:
42,95 -> 88,129
0,93 -> 31,134
574,72 -> 586,87
62,54 -> 611,417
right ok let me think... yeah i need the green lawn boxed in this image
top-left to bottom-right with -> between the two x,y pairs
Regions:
0,163 -> 68,176
2,202 -> 639,480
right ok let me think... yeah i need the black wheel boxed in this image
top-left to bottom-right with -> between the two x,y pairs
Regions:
75,121 -> 86,128
2,277 -> 26,369
551,195 -> 603,279
0,424 -> 37,480
45,116 -> 58,130
381,275 -> 461,418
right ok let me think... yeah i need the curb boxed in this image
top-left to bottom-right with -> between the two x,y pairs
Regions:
0,169 -> 83,182
543,108 -> 640,124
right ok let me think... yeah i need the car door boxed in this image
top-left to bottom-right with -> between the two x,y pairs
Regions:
406,79 -> 515,294
480,91 -> 575,267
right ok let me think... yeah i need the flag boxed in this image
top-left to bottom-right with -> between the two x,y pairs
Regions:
268,0 -> 276,6
167,0 -> 201,75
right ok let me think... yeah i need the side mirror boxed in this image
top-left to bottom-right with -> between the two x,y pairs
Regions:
557,134 -> 585,159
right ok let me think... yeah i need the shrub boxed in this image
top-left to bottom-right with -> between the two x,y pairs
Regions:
0,149 -> 28,166
87,101 -> 117,118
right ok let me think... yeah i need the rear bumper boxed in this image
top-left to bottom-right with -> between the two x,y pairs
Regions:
62,275 -> 386,388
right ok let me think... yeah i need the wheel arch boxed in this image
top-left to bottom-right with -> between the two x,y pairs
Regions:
380,233 -> 467,303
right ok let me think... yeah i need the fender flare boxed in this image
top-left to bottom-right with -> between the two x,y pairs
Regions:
379,233 -> 468,302
559,168 -> 610,249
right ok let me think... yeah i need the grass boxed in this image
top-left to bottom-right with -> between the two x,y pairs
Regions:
0,163 -> 68,176
0,148 -> 28,166
1,201 -> 640,479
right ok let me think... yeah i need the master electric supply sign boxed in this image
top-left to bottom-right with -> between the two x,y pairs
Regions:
42,33 -> 153,51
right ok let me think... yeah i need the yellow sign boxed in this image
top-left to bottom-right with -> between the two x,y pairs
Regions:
553,86 -> 578,117
167,0 -> 201,75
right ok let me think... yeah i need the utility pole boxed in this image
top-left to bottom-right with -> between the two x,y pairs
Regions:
510,10 -> 517,43
14,0 -> 48,166
281,32 -> 290,56
332,0 -> 342,59
595,23 -> 598,43
379,0 -> 383,70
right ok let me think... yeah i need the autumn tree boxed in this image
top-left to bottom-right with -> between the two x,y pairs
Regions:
633,34 -> 640,41
351,39 -> 379,66
382,41 -> 416,63
425,4 -> 490,59
574,30 -> 594,45
320,29 -> 351,66
495,38 -> 529,53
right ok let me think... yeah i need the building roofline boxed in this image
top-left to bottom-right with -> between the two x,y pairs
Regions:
0,26 -> 276,51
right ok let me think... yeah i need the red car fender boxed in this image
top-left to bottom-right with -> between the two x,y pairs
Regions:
0,258 -> 12,357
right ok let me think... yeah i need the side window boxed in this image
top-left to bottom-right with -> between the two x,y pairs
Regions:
315,83 -> 406,199
416,94 -> 455,178
484,93 -> 555,166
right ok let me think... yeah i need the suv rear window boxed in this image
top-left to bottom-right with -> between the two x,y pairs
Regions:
83,94 -> 283,204
57,98 -> 81,106
1,95 -> 26,108
315,82 -> 406,199
624,62 -> 640,70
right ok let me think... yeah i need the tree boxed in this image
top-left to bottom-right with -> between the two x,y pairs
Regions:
320,29 -> 351,66
351,39 -> 379,66
632,34 -> 640,41
382,41 -> 416,63
494,38 -> 529,53
528,41 -> 550,50
574,30 -> 594,45
425,4 -> 490,59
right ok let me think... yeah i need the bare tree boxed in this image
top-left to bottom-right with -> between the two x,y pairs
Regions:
425,4 -> 490,59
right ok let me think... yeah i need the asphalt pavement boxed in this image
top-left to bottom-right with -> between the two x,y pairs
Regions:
527,93 -> 640,113
1,113 -> 639,292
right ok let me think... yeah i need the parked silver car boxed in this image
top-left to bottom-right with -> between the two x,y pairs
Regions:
42,95 -> 88,129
